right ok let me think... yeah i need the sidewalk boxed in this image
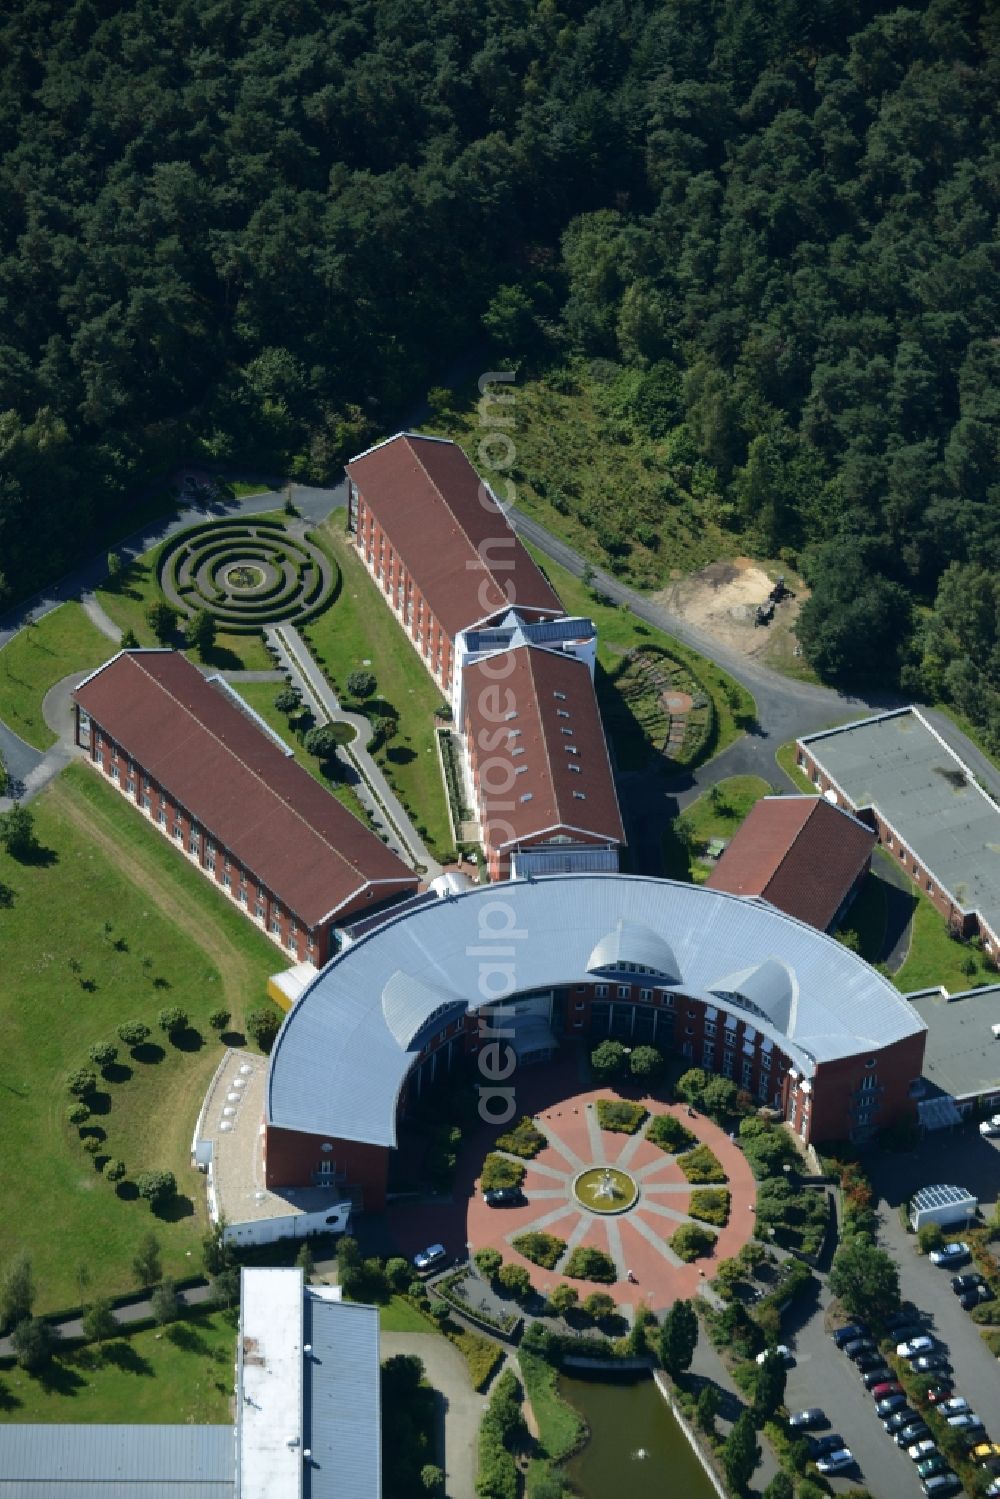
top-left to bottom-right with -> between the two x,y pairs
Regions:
0,1282 -> 213,1360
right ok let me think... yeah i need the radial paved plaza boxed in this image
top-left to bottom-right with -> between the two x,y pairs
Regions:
466,1087 -> 758,1312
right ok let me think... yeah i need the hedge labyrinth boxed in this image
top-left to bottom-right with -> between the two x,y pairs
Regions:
157,520 -> 336,633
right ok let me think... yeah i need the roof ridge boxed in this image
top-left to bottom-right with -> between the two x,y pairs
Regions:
129,654 -> 370,884
524,645 -> 557,822
760,797 -> 816,888
405,435 -> 509,603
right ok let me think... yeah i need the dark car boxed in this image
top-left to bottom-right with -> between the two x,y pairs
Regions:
960,1286 -> 994,1310
810,1434 -> 846,1458
856,1351 -> 886,1373
843,1337 -> 876,1359
877,1394 -> 909,1417
889,1323 -> 925,1344
483,1185 -> 523,1207
897,1423 -> 932,1448
833,1323 -> 869,1348
886,1408 -> 918,1434
862,1366 -> 893,1389
951,1273 -> 987,1295
884,1305 -> 920,1330
913,1353 -> 951,1374
788,1408 -> 826,1430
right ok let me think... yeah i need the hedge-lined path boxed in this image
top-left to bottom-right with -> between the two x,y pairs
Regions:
463,1090 -> 757,1315
381,1329 -> 485,1499
0,1282 -> 214,1361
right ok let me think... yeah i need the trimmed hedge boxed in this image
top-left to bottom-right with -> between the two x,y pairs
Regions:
563,1247 -> 616,1284
511,1232 -> 566,1270
647,1113 -> 697,1154
678,1143 -> 727,1183
480,1154 -> 526,1191
595,1098 -> 647,1134
494,1116 -> 546,1158
670,1222 -> 717,1261
477,1369 -> 522,1499
689,1188 -> 731,1227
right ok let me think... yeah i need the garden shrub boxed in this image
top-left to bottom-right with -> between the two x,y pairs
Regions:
481,1154 -> 526,1191
563,1247 -> 616,1283
679,1144 -> 727,1183
511,1232 -> 566,1270
595,1099 -> 647,1134
670,1222 -> 717,1262
647,1113 -> 697,1154
494,1116 -> 546,1158
689,1188 -> 731,1226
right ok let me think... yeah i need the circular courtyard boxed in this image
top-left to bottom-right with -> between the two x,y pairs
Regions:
464,1086 -> 758,1312
158,520 -> 336,633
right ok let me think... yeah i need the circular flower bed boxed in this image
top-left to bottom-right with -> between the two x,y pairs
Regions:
572,1165 -> 639,1215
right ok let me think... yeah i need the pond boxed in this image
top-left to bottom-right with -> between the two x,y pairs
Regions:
560,1372 -> 718,1499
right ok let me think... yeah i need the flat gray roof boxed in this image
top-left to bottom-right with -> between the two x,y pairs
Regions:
0,1425 -> 233,1496
267,873 -> 926,1144
911,985 -> 1000,1100
800,708 -> 1000,938
304,1294 -> 381,1499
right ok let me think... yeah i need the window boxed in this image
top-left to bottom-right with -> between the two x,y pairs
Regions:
556,709 -> 570,719
569,764 -> 582,774
271,917 -> 281,934
742,1059 -> 753,1086
760,1051 -> 771,1071
142,794 -> 151,811
127,778 -> 136,794
702,1045 -> 715,1067
662,993 -> 675,1008
307,935 -> 315,951
640,988 -> 652,1002
560,728 -> 574,737
96,752 -> 105,769
860,1073 -> 878,1091
617,985 -> 629,999
865,1057 -> 877,1068
239,888 -> 248,906
684,1025 -> 694,1036
573,791 -> 586,800
206,853 -> 216,872
255,902 -> 265,920
288,930 -> 297,950
705,1021 -> 716,1038
512,746 -> 525,757
111,765 -> 120,781
173,823 -> 182,840
721,1052 -> 734,1078
157,809 -> 166,826
505,710 -> 518,721
515,765 -> 527,776
553,691 -> 566,701
595,984 -> 608,998
189,833 -> 200,855
222,873 -> 231,890
574,1001 -> 585,1011
682,1041 -> 694,1059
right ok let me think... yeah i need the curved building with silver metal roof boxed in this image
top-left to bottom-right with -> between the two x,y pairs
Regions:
266,874 -> 926,1150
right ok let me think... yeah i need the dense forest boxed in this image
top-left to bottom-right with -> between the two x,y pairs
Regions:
0,2 -> 997,738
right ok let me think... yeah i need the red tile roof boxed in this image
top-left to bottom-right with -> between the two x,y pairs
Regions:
463,644 -> 624,851
74,652 -> 418,927
346,434 -> 563,639
706,795 -> 875,931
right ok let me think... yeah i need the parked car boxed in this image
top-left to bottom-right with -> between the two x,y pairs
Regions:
871,1381 -> 904,1401
877,1395 -> 909,1419
960,1286 -> 994,1310
986,1479 -> 1000,1497
929,1241 -> 971,1267
979,1116 -> 1000,1136
897,1423 -> 932,1447
412,1243 -> 447,1273
884,1306 -> 919,1330
939,1397 -> 970,1416
862,1366 -> 892,1389
926,1386 -> 956,1404
972,1444 -> 1000,1464
916,1454 -> 950,1479
810,1434 -> 846,1458
755,1344 -> 794,1366
886,1408 -> 919,1433
833,1322 -> 869,1347
898,1336 -> 936,1358
816,1448 -> 854,1475
913,1353 -> 951,1374
843,1337 -> 876,1359
922,1476 -> 962,1497
946,1412 -> 982,1432
951,1272 -> 987,1294
855,1351 -> 886,1373
788,1408 -> 826,1430
483,1185 -> 523,1207
889,1323 -> 926,1344
908,1439 -> 939,1461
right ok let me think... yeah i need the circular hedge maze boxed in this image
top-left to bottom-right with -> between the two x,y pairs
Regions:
158,519 -> 336,634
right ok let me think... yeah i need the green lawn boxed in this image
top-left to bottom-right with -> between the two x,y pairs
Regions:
302,517 -> 453,859
379,1295 -> 439,1332
664,776 -> 773,882
0,1309 -> 236,1424
522,543 -> 757,772
892,875 -> 997,994
0,603 -> 113,750
97,523 -> 283,672
774,740 -> 818,794
519,1349 -> 587,1463
231,680 -> 371,827
0,763 -> 280,1311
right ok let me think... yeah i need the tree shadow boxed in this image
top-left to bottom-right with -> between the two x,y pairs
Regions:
80,978 -> 98,993
131,1042 -> 165,1065
166,1321 -> 208,1353
87,1091 -> 112,1116
155,1193 -> 195,1223
103,1062 -> 133,1085
172,1026 -> 203,1053
220,1030 -> 246,1048
116,1180 -> 139,1201
113,937 -> 129,952
386,746 -> 416,765
200,642 -> 244,671
35,1359 -> 86,1397
16,841 -> 58,868
0,1376 -> 22,1411
102,1339 -> 153,1375
80,1124 -> 107,1143
152,975 -> 171,990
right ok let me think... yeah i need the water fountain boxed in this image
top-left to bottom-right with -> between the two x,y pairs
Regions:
572,1164 -> 639,1215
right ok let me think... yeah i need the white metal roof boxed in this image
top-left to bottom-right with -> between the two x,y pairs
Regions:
266,874 -> 926,1146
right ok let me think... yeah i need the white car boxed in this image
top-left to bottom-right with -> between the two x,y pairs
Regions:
412,1243 -> 447,1273
946,1411 -> 981,1430
756,1344 -> 794,1366
980,1116 -> 1000,1137
907,1438 -> 937,1461
815,1448 -> 853,1475
939,1396 -> 969,1415
897,1335 -> 935,1358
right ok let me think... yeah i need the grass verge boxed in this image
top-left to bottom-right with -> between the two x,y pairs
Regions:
303,517 -> 453,858
0,1309 -> 236,1424
519,1348 -> 587,1462
774,740 -> 817,793
0,603 -> 112,750
664,775 -> 773,882
379,1295 -> 439,1333
0,763 -> 279,1309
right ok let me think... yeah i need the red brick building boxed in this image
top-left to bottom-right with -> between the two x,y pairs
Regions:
346,432 -> 563,695
73,651 -> 419,965
707,794 -> 876,931
463,643 -> 624,879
